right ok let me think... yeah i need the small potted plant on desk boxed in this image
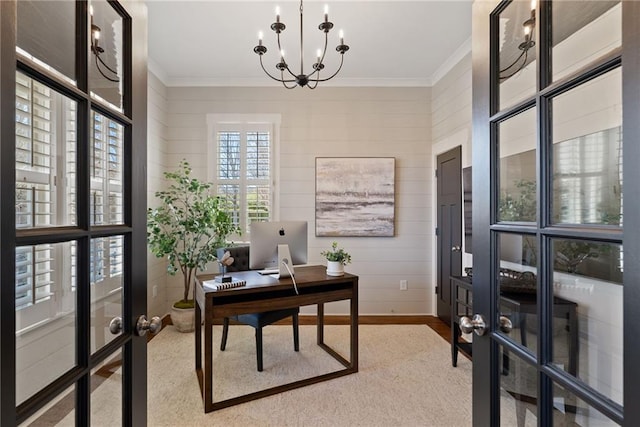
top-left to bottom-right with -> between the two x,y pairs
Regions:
147,160 -> 239,332
321,241 -> 352,277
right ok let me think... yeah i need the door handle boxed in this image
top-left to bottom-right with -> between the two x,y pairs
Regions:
499,315 -> 513,333
451,245 -> 461,252
109,317 -> 123,335
136,315 -> 162,336
459,314 -> 487,336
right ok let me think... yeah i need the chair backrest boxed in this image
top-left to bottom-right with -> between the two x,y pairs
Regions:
217,245 -> 250,272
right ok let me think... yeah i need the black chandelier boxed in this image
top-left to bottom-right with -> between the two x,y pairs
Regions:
500,0 -> 536,81
90,5 -> 119,83
254,1 -> 349,89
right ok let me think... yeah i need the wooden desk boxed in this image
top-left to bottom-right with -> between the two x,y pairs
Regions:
194,265 -> 359,413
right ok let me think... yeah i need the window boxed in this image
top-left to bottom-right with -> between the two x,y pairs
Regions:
208,115 -> 280,238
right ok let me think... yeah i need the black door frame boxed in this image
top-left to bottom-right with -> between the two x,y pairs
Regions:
0,1 -> 148,425
471,1 -> 640,425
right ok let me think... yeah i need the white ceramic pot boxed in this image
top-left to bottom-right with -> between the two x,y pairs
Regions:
171,306 -> 195,333
326,260 -> 345,276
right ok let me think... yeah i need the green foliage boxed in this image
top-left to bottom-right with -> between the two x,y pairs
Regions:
320,241 -> 352,265
499,180 -> 536,222
173,299 -> 195,310
147,160 -> 240,303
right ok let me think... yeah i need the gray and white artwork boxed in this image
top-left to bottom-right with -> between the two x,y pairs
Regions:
315,157 -> 395,237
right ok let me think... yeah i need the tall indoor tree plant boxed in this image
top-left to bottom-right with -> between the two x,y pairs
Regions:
147,160 -> 238,331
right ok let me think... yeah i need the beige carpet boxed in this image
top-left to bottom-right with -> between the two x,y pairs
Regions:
148,324 -> 473,426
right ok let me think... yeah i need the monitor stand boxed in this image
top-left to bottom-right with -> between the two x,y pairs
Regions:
277,244 -> 295,279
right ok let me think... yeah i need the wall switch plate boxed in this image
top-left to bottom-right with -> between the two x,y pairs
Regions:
152,285 -> 158,298
400,280 -> 408,291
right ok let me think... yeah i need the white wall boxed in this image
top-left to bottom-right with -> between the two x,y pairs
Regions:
160,86 -> 433,315
147,72 -> 169,318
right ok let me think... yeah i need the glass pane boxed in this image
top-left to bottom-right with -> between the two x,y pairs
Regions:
498,108 -> 537,223
218,132 -> 241,179
246,131 -> 270,179
551,69 -> 622,226
91,237 -> 124,353
552,239 -> 623,405
553,382 -> 618,426
217,184 -> 241,228
552,1 -> 621,82
17,1 -> 76,83
500,345 -> 538,426
16,73 -> 77,228
498,0 -> 537,110
19,384 -> 75,426
91,349 -> 122,425
498,233 -> 539,354
246,185 -> 271,224
90,0 -> 124,111
91,111 -> 124,225
16,241 -> 77,405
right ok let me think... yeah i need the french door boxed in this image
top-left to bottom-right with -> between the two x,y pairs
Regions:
471,0 -> 640,425
0,1 -> 148,425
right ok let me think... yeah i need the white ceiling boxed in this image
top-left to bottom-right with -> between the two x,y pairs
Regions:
147,0 -> 473,87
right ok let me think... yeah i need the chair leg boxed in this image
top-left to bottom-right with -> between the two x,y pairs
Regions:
293,313 -> 300,352
256,327 -> 263,372
220,317 -> 229,351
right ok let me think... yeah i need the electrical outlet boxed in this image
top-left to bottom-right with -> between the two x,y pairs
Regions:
400,280 -> 408,291
152,285 -> 158,298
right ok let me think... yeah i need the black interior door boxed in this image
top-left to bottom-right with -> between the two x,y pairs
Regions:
436,146 -> 462,325
471,1 -> 640,425
0,1 -> 148,425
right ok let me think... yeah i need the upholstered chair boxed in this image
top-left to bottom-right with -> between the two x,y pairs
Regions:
216,246 -> 300,371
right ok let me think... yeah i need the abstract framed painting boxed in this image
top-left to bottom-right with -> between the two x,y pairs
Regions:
315,157 -> 395,237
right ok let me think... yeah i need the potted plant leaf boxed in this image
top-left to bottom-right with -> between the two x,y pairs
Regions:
321,241 -> 352,276
147,160 -> 239,332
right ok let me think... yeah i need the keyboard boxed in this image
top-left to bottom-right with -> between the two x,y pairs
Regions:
257,268 -> 279,275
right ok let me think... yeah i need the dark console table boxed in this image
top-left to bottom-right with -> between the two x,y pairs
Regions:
450,275 -> 579,376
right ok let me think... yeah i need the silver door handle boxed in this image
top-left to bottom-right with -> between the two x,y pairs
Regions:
451,245 -> 461,252
136,315 -> 162,336
109,317 -> 122,335
459,314 -> 487,336
499,315 -> 513,333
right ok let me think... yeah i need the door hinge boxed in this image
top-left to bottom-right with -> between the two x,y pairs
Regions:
435,169 -> 438,178
435,227 -> 439,236
435,286 -> 439,294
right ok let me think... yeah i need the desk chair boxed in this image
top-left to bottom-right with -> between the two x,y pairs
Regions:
216,246 -> 299,372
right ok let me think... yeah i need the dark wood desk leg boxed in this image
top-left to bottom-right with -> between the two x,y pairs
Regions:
317,303 -> 324,346
195,302 -> 202,371
351,279 -> 359,371
451,320 -> 459,367
204,302 -> 213,412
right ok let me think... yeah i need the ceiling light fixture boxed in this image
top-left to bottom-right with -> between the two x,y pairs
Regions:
500,0 -> 536,81
90,5 -> 119,83
254,1 -> 349,89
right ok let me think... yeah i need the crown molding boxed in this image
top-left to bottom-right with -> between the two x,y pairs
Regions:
429,37 -> 472,86
157,76 -> 433,88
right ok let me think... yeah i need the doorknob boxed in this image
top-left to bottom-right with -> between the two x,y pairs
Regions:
109,317 -> 123,335
459,314 -> 487,336
451,245 -> 461,252
135,315 -> 162,336
499,315 -> 513,333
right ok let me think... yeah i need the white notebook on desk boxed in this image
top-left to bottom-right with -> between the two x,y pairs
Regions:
203,279 -> 246,291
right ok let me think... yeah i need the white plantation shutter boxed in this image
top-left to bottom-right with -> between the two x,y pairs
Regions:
213,121 -> 275,236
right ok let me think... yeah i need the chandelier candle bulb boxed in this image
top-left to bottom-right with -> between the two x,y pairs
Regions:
258,31 -> 263,46
276,6 -> 280,23
339,29 -> 344,45
324,4 -> 328,22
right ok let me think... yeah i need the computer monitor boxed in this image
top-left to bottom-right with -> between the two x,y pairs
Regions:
249,221 -> 308,272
